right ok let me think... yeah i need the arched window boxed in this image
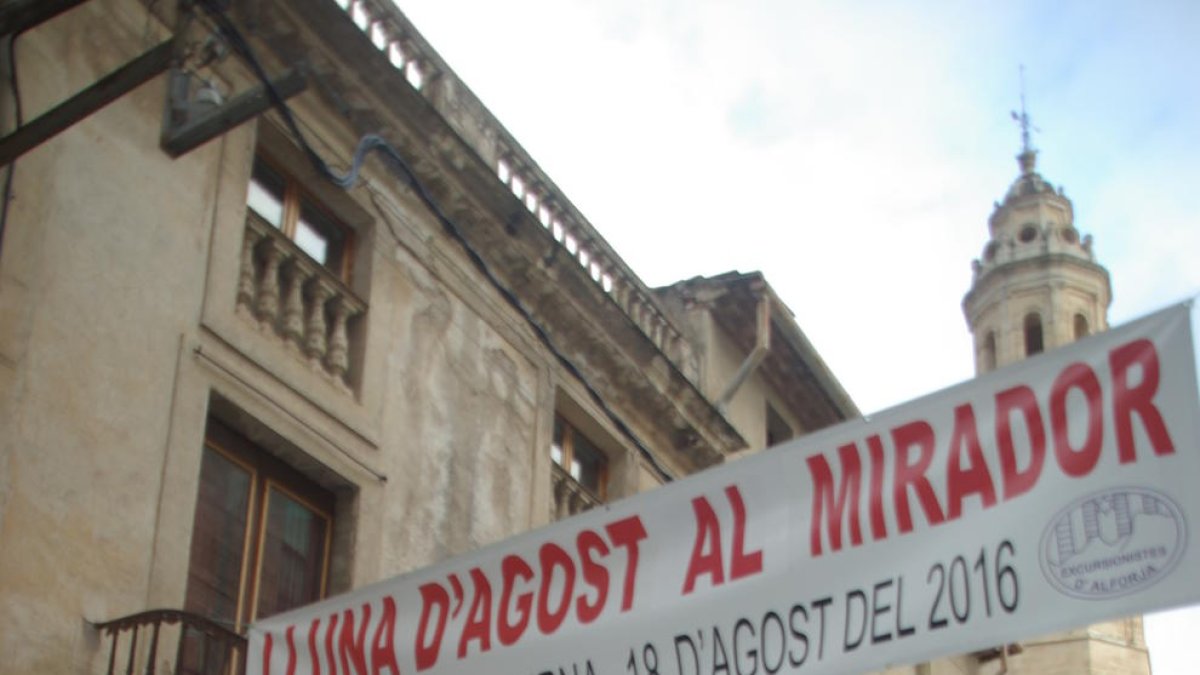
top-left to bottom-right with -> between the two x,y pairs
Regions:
1074,313 -> 1089,340
982,331 -> 997,372
1024,313 -> 1044,356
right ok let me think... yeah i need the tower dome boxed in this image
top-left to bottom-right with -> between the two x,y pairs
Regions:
962,134 -> 1111,373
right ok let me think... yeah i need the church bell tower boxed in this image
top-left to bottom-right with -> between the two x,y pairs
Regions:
962,102 -> 1111,372
960,98 -> 1151,675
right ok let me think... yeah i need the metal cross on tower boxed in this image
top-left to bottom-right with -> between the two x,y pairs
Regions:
1010,65 -> 1039,155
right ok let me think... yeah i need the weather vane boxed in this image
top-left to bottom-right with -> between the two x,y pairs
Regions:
1010,65 -> 1039,155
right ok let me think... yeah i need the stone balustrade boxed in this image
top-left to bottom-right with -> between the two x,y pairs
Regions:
237,212 -> 366,389
551,463 -> 601,521
495,151 -> 688,371
328,0 -> 696,382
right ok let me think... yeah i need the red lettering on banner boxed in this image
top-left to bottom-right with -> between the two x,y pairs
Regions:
806,444 -> 863,556
805,334 -> 1182,559
264,632 -> 274,675
892,421 -> 945,533
497,555 -> 533,646
726,485 -> 763,580
682,486 -> 763,593
866,435 -> 888,541
308,618 -> 322,675
682,495 -> 723,593
371,597 -> 400,675
576,530 -> 609,624
605,516 -> 647,611
1050,363 -> 1104,477
268,600 -> 401,675
995,385 -> 1046,500
536,543 -> 575,634
339,605 -> 371,675
945,404 -> 997,519
415,583 -> 448,670
1110,339 -> 1176,461
458,569 -> 492,658
414,514 -> 646,670
285,625 -> 298,675
325,612 -> 339,674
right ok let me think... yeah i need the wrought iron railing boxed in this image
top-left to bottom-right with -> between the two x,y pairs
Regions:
92,609 -> 247,675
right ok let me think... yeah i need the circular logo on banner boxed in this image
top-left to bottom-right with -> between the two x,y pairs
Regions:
1040,487 -> 1186,599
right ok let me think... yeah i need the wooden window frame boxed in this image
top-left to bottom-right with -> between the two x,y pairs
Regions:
552,415 -> 609,501
248,478 -> 334,623
187,421 -> 335,631
248,154 -> 355,282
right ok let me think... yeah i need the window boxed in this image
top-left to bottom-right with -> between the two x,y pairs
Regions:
182,420 -> 334,669
1074,313 -> 1090,340
1024,313 -> 1044,356
247,156 -> 353,279
551,415 -> 608,500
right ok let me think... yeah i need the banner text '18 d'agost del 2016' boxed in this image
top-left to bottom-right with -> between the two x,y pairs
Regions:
249,302 -> 1200,675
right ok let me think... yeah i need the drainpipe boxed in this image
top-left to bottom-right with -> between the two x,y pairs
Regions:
716,293 -> 771,412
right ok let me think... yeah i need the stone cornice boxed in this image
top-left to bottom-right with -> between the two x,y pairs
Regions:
239,0 -> 747,467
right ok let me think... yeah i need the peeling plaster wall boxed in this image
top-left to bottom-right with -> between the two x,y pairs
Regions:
380,248 -> 541,570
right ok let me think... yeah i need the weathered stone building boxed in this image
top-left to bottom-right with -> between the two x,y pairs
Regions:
0,1 -> 858,672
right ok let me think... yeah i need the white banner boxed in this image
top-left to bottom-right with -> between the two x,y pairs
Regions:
250,302 -> 1200,675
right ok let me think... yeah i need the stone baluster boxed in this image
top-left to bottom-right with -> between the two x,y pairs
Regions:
613,281 -> 628,307
305,279 -> 335,363
236,227 -> 262,313
255,239 -> 287,326
625,296 -> 639,325
281,260 -> 312,348
324,296 -> 354,380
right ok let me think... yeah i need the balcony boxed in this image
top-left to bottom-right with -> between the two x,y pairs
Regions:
236,211 -> 366,391
551,462 -> 602,520
92,609 -> 246,675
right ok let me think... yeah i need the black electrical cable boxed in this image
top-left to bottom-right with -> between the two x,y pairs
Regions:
195,0 -> 678,482
0,32 -> 24,256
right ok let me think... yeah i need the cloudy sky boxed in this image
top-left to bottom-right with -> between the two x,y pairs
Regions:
391,0 -> 1199,670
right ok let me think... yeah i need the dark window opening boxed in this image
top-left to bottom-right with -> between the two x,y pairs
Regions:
551,415 -> 608,499
1024,313 -> 1044,356
1074,314 -> 1090,341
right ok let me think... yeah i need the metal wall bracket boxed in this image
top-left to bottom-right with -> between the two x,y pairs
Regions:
159,67 -> 307,158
